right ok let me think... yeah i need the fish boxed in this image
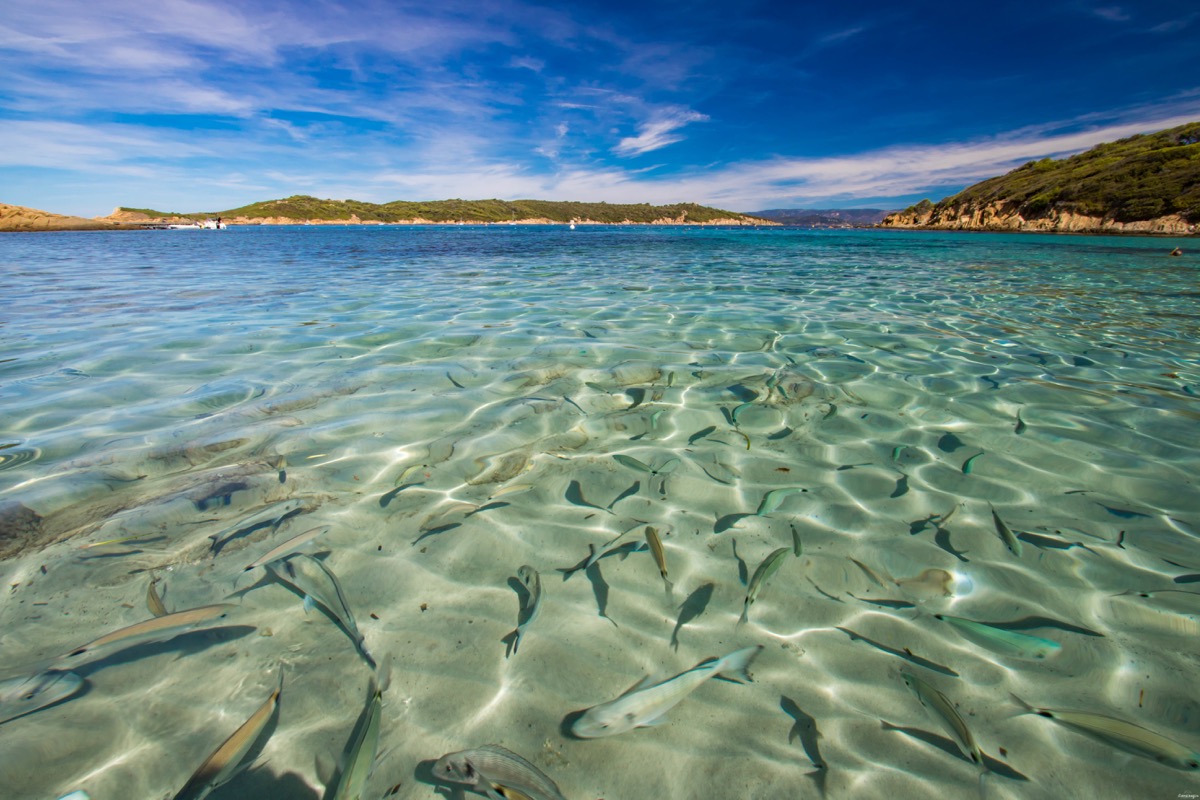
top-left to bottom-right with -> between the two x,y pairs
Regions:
62,603 -> 236,660
395,463 -> 428,486
740,547 -> 791,624
147,574 -> 169,617
894,568 -> 954,600
0,669 -> 85,725
434,744 -> 568,800
960,452 -> 984,474
584,523 -> 649,570
848,557 -> 888,589
244,525 -> 331,571
266,554 -> 374,668
512,565 -> 542,655
934,614 -> 1061,659
1010,695 -> 1199,770
55,792 -> 90,800
613,454 -> 652,473
209,498 -> 310,555
790,524 -> 803,557
990,505 -> 1022,556
173,671 -> 282,800
731,401 -> 755,426
643,526 -> 673,598
900,671 -> 986,771
754,487 -> 805,516
326,675 -> 385,800
572,645 -> 763,737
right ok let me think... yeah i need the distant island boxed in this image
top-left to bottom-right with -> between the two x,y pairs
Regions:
0,197 -> 773,231
750,208 -> 892,227
881,121 -> 1199,235
108,196 -> 772,227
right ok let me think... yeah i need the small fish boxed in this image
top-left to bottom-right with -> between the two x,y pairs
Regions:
935,614 -> 1061,659
572,645 -> 763,737
209,499 -> 309,554
848,557 -> 888,589
960,452 -> 984,474
147,574 -> 169,617
741,547 -> 790,624
755,487 -> 805,517
1016,530 -> 1097,553
490,483 -> 534,500
990,505 -> 1022,556
512,565 -> 542,654
62,603 -> 236,660
649,408 -> 665,429
434,744 -> 568,800
900,671 -> 986,771
244,525 -> 331,571
731,401 -> 755,426
55,792 -> 90,800
790,524 -> 803,557
395,463 -> 428,486
173,671 -> 282,800
583,523 -> 649,569
1010,694 -> 1199,770
327,675 -> 386,800
0,669 -> 84,725
644,526 -> 673,598
613,454 -> 652,473
266,555 -> 374,668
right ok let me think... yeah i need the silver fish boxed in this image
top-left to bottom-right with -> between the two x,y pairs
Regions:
243,525 -> 330,571
644,526 -> 673,599
900,671 -> 986,771
62,603 -> 236,660
266,554 -> 374,668
1011,694 -> 1199,770
572,645 -> 762,737
584,523 -> 648,569
513,565 -> 542,655
147,574 -> 169,617
989,505 -> 1022,557
741,547 -> 790,624
209,498 -> 310,554
434,744 -> 568,800
755,487 -> 805,516
0,669 -> 84,725
173,671 -> 282,800
327,676 -> 385,800
935,614 -> 1061,660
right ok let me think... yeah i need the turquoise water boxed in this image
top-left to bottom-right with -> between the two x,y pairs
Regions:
1,226 -> 1197,799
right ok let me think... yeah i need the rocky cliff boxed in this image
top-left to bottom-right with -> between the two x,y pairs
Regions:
881,201 -> 1196,235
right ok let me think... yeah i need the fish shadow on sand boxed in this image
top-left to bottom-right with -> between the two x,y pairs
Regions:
835,627 -> 959,677
559,709 -> 589,740
714,513 -> 752,534
208,767 -> 317,800
670,582 -> 714,651
780,695 -> 827,796
730,539 -> 748,586
71,626 -> 258,677
880,721 -> 1028,781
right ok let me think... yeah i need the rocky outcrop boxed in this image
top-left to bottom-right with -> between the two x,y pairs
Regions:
880,201 -> 1197,235
0,202 -> 129,232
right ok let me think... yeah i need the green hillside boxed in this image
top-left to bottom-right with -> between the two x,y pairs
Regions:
900,121 -> 1200,223
121,196 -> 764,224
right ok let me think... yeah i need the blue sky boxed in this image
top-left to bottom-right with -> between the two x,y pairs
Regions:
2,0 -> 1198,217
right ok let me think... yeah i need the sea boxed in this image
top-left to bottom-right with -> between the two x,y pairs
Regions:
0,224 -> 1197,800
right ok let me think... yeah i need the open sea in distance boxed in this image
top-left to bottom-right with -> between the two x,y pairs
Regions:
0,224 -> 1198,800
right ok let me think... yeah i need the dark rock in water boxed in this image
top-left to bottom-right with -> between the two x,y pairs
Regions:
0,502 -> 44,560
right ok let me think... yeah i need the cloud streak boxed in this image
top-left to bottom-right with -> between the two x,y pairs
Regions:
613,109 -> 709,156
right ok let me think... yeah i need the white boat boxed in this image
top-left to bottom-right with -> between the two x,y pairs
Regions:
167,218 -> 226,230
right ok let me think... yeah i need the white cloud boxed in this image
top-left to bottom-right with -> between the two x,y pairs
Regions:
1092,5 -> 1131,22
613,108 -> 708,156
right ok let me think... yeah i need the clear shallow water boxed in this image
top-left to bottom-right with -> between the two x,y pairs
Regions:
0,225 -> 1198,799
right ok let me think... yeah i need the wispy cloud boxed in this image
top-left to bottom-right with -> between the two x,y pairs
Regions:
613,108 -> 708,156
1091,5 -> 1131,22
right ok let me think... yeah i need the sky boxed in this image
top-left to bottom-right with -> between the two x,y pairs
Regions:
1,0 -> 1198,217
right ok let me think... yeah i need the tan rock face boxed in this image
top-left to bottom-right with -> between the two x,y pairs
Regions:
880,202 -> 1197,235
0,202 -> 120,231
